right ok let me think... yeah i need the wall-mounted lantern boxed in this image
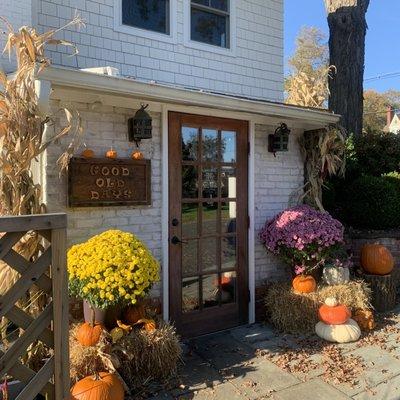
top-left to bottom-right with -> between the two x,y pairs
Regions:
268,123 -> 291,156
128,104 -> 152,146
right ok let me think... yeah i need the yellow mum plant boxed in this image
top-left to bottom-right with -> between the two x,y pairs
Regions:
68,230 -> 159,309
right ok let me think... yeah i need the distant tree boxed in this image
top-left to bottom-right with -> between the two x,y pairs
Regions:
363,90 -> 400,133
285,27 -> 333,108
324,0 -> 370,136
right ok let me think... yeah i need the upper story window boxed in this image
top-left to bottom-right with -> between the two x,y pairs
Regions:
191,0 -> 230,48
122,0 -> 170,34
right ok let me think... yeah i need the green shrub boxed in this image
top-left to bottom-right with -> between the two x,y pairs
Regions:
351,132 -> 400,177
341,174 -> 400,230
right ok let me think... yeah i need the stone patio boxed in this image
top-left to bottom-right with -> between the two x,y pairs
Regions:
148,311 -> 400,400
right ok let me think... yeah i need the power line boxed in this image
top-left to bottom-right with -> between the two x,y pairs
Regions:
364,71 -> 400,82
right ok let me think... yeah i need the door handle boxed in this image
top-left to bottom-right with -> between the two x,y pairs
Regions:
171,236 -> 188,245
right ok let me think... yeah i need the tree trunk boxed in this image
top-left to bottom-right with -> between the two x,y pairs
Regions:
325,0 -> 370,136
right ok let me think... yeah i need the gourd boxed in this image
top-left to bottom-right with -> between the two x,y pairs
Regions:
318,297 -> 351,325
105,148 -> 117,159
322,266 -> 350,285
292,275 -> 316,294
361,244 -> 394,275
135,318 -> 156,332
124,303 -> 146,325
81,148 -> 94,159
76,321 -> 103,347
131,150 -> 144,160
353,309 -> 376,331
70,372 -> 124,400
315,319 -> 361,343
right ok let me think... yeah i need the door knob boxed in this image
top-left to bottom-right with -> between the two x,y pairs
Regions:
171,236 -> 187,245
171,218 -> 179,226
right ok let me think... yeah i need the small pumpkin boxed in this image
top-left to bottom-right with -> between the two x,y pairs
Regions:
70,372 -> 124,400
76,322 -> 103,347
81,148 -> 95,159
318,297 -> 351,325
292,275 -> 316,294
131,150 -> 144,160
124,303 -> 146,325
315,319 -> 361,343
110,327 -> 124,343
361,243 -> 394,275
353,309 -> 376,331
105,148 -> 117,159
322,266 -> 350,286
135,318 -> 156,332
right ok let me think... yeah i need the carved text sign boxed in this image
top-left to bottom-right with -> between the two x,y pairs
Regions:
68,158 -> 151,207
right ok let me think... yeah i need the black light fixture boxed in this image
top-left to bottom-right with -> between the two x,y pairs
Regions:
268,123 -> 291,156
128,104 -> 152,146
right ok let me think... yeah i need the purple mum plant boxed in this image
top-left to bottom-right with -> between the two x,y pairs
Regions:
259,205 -> 344,273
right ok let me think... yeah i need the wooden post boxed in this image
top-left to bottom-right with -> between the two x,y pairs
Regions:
361,272 -> 397,312
51,226 -> 69,400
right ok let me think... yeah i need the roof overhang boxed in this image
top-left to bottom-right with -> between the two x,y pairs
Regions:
38,66 -> 340,127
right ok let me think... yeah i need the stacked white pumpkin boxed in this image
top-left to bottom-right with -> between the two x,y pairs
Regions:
315,297 -> 361,343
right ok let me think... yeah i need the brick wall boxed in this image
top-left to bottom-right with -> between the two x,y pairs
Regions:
31,0 -> 284,101
0,0 -> 32,72
253,123 -> 304,287
43,101 -> 162,298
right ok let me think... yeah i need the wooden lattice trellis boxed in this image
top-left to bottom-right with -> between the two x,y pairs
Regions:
0,213 -> 69,400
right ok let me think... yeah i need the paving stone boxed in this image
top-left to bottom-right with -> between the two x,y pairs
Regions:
334,346 -> 400,397
185,381 -> 252,400
274,378 -> 352,400
176,352 -> 224,391
230,323 -> 279,344
227,358 -> 300,399
352,373 -> 400,400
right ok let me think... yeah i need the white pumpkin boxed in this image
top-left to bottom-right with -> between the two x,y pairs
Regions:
315,319 -> 361,343
322,266 -> 350,286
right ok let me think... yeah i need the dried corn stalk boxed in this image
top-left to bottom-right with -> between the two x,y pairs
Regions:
286,66 -> 335,108
299,126 -> 346,210
0,15 -> 84,342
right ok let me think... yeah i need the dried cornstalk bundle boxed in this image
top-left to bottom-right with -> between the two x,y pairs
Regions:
286,66 -> 335,108
299,126 -> 346,210
113,323 -> 182,390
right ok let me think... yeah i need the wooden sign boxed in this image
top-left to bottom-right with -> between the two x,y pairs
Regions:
68,158 -> 151,207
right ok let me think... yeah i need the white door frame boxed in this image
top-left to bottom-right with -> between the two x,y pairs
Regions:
161,105 -> 256,324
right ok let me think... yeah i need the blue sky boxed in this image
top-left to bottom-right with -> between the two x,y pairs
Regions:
284,1 -> 400,93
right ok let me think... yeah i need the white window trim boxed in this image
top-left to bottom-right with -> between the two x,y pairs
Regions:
114,0 -> 178,44
183,0 -> 237,57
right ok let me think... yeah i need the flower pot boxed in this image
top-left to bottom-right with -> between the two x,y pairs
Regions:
83,300 -> 106,325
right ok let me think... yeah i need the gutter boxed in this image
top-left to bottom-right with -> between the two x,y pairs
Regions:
39,66 -> 340,125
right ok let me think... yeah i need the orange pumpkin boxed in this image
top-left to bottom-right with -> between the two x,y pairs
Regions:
361,244 -> 394,275
81,148 -> 94,159
71,372 -> 124,400
131,150 -> 143,160
76,322 -> 104,347
318,297 -> 351,325
292,275 -> 316,294
124,303 -> 146,325
105,149 -> 117,159
353,309 -> 376,331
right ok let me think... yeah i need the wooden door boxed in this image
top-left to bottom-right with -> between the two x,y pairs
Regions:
168,112 -> 249,338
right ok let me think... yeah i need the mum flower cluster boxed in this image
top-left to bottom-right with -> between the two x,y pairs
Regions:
259,205 -> 344,268
68,230 -> 159,309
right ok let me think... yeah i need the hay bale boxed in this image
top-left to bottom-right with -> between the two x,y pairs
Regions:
69,324 -> 115,384
113,322 -> 182,389
265,280 -> 371,334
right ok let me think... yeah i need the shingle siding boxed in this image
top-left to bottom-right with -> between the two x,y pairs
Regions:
2,0 -> 286,102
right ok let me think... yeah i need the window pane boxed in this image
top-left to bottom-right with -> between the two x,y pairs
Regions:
122,0 -> 169,34
202,202 -> 218,235
202,237 -> 217,272
211,0 -> 228,11
203,274 -> 219,308
182,203 -> 198,238
182,166 -> 198,198
221,201 -> 236,233
202,168 -> 218,199
221,131 -> 236,162
182,277 -> 199,313
221,236 -> 236,270
220,271 -> 236,304
191,8 -> 228,48
192,0 -> 209,5
221,167 -> 236,198
202,129 -> 218,161
182,127 -> 199,161
183,239 -> 198,275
